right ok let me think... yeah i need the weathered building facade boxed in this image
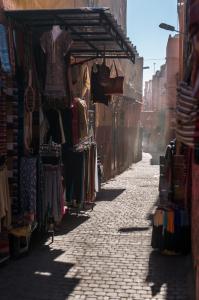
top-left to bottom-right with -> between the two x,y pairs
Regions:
165,34 -> 179,144
142,34 -> 179,162
142,63 -> 167,162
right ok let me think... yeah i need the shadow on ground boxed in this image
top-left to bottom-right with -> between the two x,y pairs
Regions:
96,188 -> 126,201
118,226 -> 150,233
54,213 -> 90,236
0,247 -> 80,300
146,251 -> 195,300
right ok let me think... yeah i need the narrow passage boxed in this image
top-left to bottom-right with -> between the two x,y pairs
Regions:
0,153 -> 192,300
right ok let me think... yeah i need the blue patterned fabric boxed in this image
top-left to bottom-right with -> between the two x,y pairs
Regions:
0,25 -> 11,73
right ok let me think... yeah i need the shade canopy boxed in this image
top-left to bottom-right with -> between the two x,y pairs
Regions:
5,7 -> 137,63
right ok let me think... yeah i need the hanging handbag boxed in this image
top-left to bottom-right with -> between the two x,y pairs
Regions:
98,56 -> 111,87
104,60 -> 124,95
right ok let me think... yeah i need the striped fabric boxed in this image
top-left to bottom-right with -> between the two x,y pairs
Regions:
176,81 -> 199,146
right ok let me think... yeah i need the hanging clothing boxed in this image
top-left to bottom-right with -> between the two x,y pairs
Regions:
72,98 -> 88,145
62,143 -> 97,207
40,163 -> 64,229
40,30 -> 72,98
151,207 -> 190,254
1,75 -> 19,217
62,147 -> 85,205
45,107 -> 73,146
72,64 -> 91,98
0,164 -> 11,232
20,157 -> 37,223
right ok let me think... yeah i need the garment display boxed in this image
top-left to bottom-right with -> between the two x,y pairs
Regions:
38,142 -> 64,230
19,157 -> 37,224
43,164 -> 64,223
39,162 -> 64,231
72,98 -> 88,145
62,142 -> 98,208
0,164 -> 11,232
156,138 -> 191,256
0,15 -> 99,262
151,207 -> 190,254
45,107 -> 73,146
72,63 -> 91,98
0,72 -> 19,218
40,29 -> 73,98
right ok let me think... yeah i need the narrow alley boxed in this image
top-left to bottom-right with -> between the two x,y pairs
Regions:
0,154 -> 192,300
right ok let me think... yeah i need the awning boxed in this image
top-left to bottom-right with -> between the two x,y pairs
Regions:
5,8 -> 136,63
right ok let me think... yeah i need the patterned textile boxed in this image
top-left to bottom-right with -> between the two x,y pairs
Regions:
176,81 -> 199,146
0,24 -> 11,73
5,78 -> 19,218
20,157 -> 37,223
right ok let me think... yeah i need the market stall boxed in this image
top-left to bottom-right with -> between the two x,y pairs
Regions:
0,7 -> 136,262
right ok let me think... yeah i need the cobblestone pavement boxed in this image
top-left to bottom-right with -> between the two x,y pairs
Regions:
0,153 -> 193,300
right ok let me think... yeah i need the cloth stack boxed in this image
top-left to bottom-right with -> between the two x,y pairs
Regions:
151,207 -> 190,254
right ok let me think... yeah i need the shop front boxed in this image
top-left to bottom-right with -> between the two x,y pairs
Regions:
0,7 -> 136,263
